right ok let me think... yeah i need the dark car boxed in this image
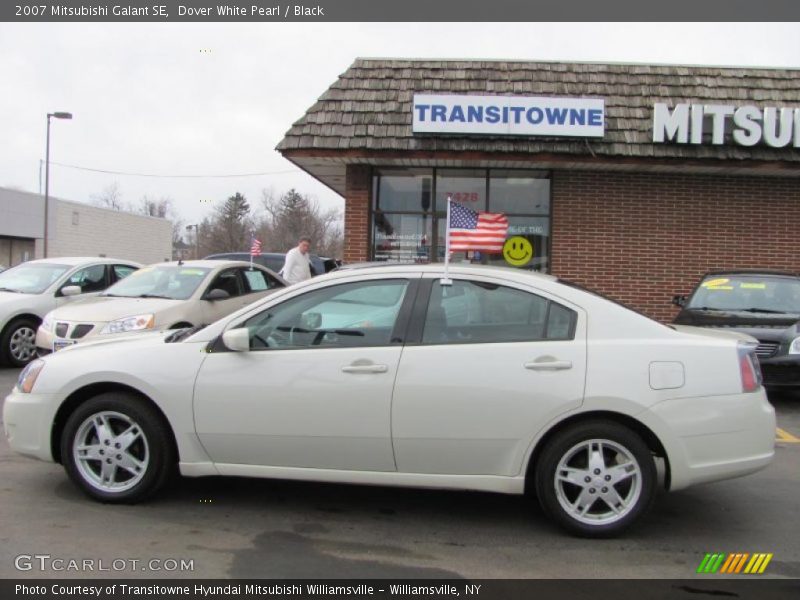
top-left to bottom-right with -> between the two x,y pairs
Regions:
673,270 -> 800,389
204,252 -> 337,277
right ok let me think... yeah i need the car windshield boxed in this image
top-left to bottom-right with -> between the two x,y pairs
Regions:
0,262 -> 71,294
686,274 -> 800,314
104,265 -> 211,300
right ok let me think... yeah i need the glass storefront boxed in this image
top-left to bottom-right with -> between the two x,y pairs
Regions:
372,168 -> 551,271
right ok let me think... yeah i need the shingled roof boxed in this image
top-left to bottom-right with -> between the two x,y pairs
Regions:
277,59 -> 800,194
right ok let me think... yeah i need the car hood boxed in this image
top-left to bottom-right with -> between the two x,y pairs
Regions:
47,328 -> 175,357
671,324 -> 759,344
47,295 -> 183,322
674,308 -> 800,328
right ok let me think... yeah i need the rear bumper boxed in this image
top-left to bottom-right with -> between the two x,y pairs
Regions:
642,389 -> 775,491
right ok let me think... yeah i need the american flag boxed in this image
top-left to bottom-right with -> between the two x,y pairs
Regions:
448,202 -> 509,253
250,235 -> 262,256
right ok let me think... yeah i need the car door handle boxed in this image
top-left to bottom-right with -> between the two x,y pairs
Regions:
524,360 -> 573,371
341,364 -> 389,374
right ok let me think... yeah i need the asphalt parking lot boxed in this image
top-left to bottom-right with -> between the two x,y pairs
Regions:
0,366 -> 798,580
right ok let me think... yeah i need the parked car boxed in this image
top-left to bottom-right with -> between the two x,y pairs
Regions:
0,257 -> 140,367
673,270 -> 800,389
5,264 -> 774,537
35,260 -> 286,356
205,252 -> 337,277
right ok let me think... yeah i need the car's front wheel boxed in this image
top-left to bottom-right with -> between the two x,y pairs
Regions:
61,392 -> 175,503
0,318 -> 38,367
534,420 -> 657,537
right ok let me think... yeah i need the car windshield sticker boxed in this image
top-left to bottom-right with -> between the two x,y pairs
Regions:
740,282 -> 767,289
180,269 -> 205,276
702,278 -> 733,290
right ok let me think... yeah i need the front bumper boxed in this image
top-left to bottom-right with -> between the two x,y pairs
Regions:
3,389 -> 60,462
642,389 -> 775,491
759,356 -> 800,388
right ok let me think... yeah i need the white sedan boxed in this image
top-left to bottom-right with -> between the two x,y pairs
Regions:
35,260 -> 285,355
3,264 -> 775,537
0,257 -> 140,367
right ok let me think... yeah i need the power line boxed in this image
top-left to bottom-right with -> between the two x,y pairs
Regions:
48,161 -> 300,179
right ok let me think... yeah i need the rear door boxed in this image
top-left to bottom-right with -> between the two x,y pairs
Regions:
391,275 -> 587,477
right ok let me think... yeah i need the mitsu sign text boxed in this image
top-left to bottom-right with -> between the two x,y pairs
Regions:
413,94 -> 605,137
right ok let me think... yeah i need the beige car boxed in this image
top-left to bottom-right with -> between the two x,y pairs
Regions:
36,260 -> 285,355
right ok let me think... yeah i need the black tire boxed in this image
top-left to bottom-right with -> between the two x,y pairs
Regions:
534,420 -> 657,538
60,392 -> 175,503
0,317 -> 39,367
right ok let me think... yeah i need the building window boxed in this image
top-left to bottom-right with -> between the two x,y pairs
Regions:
72,211 -> 80,225
371,168 -> 551,271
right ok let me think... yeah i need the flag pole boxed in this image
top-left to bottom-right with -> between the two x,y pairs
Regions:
441,195 -> 452,286
250,232 -> 254,270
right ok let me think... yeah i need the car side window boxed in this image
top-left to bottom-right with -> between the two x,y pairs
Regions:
207,269 -> 243,298
63,264 -> 108,294
242,279 -> 410,350
422,279 -> 576,345
113,264 -> 137,282
241,268 -> 280,293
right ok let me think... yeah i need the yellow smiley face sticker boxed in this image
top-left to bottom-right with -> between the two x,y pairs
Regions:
503,236 -> 534,266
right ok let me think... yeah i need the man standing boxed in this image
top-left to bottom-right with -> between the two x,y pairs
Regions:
281,236 -> 313,284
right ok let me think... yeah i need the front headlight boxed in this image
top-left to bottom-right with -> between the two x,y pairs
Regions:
41,311 -> 55,333
100,314 -> 155,335
17,360 -> 45,394
789,337 -> 800,355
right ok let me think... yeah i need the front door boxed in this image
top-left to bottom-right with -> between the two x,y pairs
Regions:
193,276 -> 419,472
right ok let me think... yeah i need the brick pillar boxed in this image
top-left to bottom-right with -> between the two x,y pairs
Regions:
344,164 -> 371,263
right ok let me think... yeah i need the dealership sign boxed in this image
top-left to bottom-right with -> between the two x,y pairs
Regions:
653,103 -> 800,148
413,94 -> 605,137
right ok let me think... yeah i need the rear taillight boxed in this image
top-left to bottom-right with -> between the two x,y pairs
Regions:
738,343 -> 762,393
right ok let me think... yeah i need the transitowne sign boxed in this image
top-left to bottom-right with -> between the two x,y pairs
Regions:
412,94 -> 605,137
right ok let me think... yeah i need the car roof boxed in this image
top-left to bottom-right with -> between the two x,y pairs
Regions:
149,259 -> 271,270
328,262 -> 558,282
25,257 -> 141,267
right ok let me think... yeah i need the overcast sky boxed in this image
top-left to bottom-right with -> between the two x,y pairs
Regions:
1,22 -> 798,229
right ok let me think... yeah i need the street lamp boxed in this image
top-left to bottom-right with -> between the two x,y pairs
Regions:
44,111 -> 73,258
185,224 -> 200,259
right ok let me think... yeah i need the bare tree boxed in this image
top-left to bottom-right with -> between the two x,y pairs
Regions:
91,182 -> 126,211
257,188 -> 343,258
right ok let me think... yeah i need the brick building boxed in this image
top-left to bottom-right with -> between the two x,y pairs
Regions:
277,59 -> 800,322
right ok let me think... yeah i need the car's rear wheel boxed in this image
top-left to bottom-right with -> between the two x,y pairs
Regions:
534,420 -> 657,537
0,318 -> 39,367
61,392 -> 174,503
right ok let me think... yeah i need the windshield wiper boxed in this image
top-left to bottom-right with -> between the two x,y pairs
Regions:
136,293 -> 173,299
738,307 -> 787,314
0,287 -> 22,293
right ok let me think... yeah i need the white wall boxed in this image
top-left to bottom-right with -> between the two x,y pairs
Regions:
48,199 -> 172,264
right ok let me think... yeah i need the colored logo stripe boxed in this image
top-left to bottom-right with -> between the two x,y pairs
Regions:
698,553 -> 772,574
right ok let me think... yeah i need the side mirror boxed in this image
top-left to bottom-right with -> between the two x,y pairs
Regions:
61,285 -> 82,297
221,328 -> 250,352
672,295 -> 687,308
205,288 -> 231,301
